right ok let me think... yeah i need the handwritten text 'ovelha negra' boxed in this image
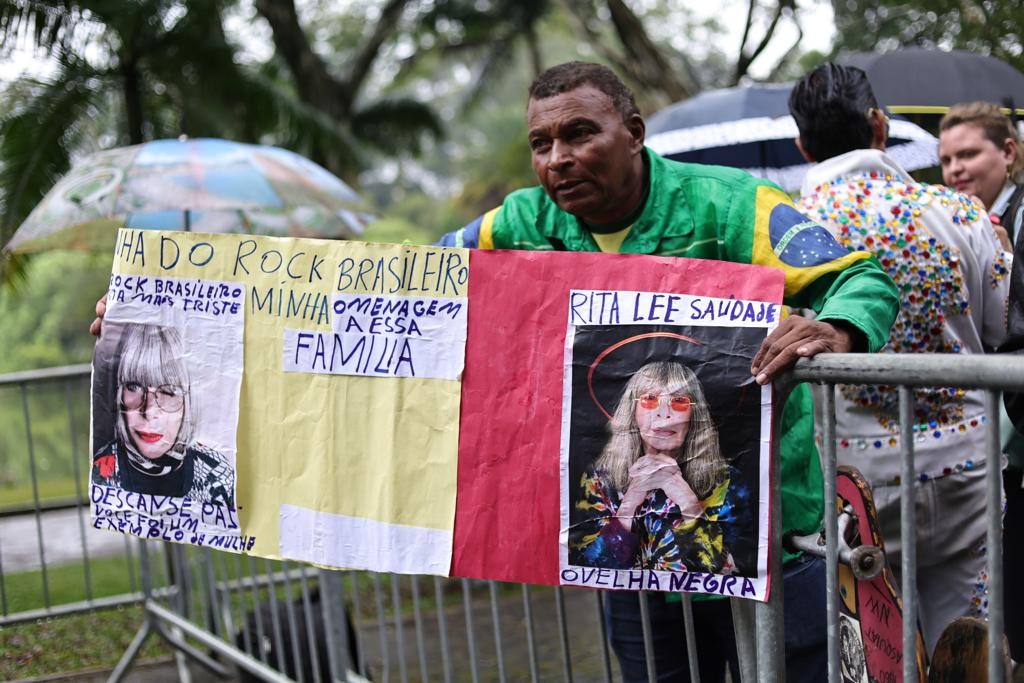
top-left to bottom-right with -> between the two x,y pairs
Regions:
560,565 -> 758,597
114,230 -> 468,324
569,290 -> 780,328
284,294 -> 468,380
90,484 -> 252,551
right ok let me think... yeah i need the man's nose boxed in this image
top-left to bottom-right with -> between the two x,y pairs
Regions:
548,139 -> 573,169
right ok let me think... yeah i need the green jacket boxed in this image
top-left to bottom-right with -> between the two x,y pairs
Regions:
441,149 -> 900,559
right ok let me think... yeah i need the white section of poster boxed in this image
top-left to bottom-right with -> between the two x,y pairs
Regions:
278,504 -> 453,575
282,294 -> 467,380
567,289 -> 782,328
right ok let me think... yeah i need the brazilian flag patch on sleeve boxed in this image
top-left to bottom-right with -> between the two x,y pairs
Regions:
768,203 -> 849,267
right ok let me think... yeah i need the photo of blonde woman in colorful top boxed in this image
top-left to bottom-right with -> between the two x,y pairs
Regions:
567,326 -> 759,577
91,322 -> 235,508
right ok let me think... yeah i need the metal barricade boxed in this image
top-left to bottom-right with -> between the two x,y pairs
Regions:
1,356 -> 1020,682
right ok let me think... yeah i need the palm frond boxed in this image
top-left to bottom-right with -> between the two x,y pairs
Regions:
350,97 -> 444,156
0,62 -> 104,240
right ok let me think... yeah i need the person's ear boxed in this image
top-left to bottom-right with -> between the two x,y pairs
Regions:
870,109 -> 888,150
627,114 -> 646,153
1001,137 -> 1018,167
795,137 -> 815,163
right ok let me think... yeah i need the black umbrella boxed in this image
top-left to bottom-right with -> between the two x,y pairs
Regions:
841,48 -> 1024,117
646,84 -> 939,192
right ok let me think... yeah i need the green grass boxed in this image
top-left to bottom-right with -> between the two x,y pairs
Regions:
0,606 -> 173,679
0,475 -> 83,509
2,553 -> 148,614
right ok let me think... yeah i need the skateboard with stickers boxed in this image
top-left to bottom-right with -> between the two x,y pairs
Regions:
835,465 -> 927,683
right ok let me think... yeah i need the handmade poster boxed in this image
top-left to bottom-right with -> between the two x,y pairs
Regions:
89,230 -> 783,600
90,228 -> 468,573
91,284 -> 244,545
558,291 -> 774,599
451,250 -> 784,601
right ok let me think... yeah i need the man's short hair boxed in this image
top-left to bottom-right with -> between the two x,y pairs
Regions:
528,61 -> 640,123
789,62 -> 879,162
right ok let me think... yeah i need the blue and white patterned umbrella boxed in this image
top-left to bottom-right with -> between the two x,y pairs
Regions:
646,84 -> 939,192
5,138 -> 374,253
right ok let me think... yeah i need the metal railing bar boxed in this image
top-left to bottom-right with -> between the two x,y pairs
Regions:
212,552 -> 236,646
488,581 -> 507,683
263,559 -> 288,676
822,383 -> 840,683
791,353 -> 1024,389
731,598 -> 757,682
235,554 -> 255,657
145,599 -> 294,683
637,591 -> 657,683
554,586 -> 573,683
390,574 -> 408,683
370,572 -> 390,682
986,390 -> 1006,682
0,363 -> 90,386
433,576 -> 453,683
461,578 -> 480,683
246,554 -> 271,663
0,525 -> 7,616
321,569 -> 351,683
213,566 -> 311,592
279,561 -> 305,683
21,384 -> 51,608
200,551 -> 224,639
0,591 -> 147,627
299,568 -> 323,683
347,571 -> 368,678
124,534 -> 139,594
755,378 -> 791,682
522,584 -> 541,683
593,590 -> 613,683
410,575 -> 429,683
680,593 -> 701,683
899,386 -> 918,683
65,381 -> 94,601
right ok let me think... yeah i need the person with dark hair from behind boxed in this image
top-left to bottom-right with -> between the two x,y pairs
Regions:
436,61 -> 899,682
940,102 -> 1024,667
790,63 -> 1010,655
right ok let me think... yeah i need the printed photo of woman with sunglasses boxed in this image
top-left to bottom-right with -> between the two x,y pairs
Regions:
569,360 -> 739,574
92,322 -> 234,507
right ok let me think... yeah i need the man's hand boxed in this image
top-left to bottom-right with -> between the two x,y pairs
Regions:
89,294 -> 107,337
750,315 -> 858,385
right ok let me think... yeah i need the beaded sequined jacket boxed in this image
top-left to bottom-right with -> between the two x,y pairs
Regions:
801,148 -> 1010,485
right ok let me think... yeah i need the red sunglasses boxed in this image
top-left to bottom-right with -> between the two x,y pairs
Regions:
635,393 -> 695,412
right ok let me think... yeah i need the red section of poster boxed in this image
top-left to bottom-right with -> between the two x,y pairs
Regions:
451,249 -> 785,585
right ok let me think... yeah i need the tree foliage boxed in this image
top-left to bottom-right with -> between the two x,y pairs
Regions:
831,0 -> 1024,73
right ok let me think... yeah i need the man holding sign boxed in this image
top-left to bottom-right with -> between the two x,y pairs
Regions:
439,61 -> 898,682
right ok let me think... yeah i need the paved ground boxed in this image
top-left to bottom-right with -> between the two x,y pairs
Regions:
12,586 -> 621,683
0,508 -> 126,572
